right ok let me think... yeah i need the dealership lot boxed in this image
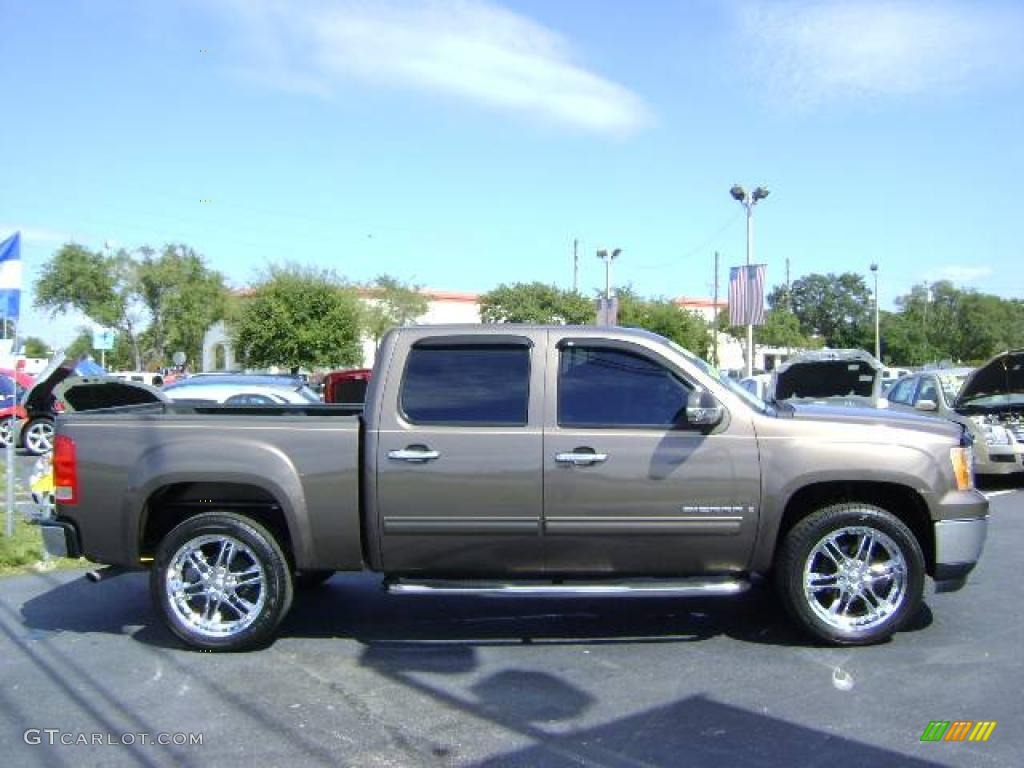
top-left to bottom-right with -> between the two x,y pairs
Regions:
0,475 -> 1021,767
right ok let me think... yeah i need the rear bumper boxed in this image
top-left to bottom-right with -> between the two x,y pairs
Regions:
39,519 -> 81,559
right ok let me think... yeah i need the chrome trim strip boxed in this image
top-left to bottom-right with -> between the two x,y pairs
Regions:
383,517 -> 540,535
934,517 -> 989,565
387,576 -> 750,597
544,516 -> 743,535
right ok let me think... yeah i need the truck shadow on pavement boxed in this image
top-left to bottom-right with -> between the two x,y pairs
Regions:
19,569 -> 932,651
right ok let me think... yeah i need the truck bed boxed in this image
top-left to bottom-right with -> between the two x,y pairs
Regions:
55,404 -> 365,571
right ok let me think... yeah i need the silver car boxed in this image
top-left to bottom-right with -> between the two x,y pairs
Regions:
161,374 -> 321,405
886,355 -> 1024,475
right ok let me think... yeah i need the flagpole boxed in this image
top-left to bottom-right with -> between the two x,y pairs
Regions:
6,316 -> 16,538
2,232 -> 22,538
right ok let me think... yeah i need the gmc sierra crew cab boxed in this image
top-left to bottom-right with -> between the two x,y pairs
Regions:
39,325 -> 989,651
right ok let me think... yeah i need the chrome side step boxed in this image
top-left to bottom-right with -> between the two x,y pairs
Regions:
385,575 -> 749,597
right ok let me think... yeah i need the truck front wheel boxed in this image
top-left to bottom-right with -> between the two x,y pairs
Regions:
776,503 -> 925,646
151,512 -> 294,651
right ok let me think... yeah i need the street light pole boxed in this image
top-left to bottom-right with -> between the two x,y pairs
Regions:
597,248 -> 621,300
730,184 -> 770,378
870,263 -> 880,361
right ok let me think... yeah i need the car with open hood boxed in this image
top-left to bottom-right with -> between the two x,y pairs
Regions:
13,354 -> 166,454
771,349 -> 886,408
886,353 -> 1024,475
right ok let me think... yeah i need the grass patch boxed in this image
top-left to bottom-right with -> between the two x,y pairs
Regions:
0,516 -> 86,575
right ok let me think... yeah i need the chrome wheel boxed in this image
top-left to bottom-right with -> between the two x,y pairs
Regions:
165,534 -> 268,640
0,421 -> 11,447
24,420 -> 54,454
803,526 -> 908,633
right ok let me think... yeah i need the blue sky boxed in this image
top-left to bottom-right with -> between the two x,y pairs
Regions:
2,0 -> 1023,346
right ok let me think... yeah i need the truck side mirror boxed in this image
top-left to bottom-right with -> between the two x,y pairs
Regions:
915,399 -> 938,412
686,389 -> 723,427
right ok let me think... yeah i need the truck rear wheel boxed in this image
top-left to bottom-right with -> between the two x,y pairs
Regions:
151,512 -> 294,651
776,502 -> 925,646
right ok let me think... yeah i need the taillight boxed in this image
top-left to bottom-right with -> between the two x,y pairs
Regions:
53,434 -> 78,505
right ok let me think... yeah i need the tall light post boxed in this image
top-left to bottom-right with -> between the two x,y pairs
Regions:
730,184 -> 770,377
870,263 -> 880,361
596,248 -> 621,300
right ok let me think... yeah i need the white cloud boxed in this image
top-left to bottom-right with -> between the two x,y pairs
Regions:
733,1 -> 1024,106
932,265 -> 993,283
212,0 -> 651,136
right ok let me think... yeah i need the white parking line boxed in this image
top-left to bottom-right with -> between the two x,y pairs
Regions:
982,490 -> 1016,498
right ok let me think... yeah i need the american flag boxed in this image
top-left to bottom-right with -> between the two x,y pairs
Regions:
728,264 -> 766,326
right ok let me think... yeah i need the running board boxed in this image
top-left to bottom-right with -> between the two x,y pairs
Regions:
385,575 -> 749,597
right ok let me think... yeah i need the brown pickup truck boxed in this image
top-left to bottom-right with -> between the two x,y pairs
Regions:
40,325 -> 988,651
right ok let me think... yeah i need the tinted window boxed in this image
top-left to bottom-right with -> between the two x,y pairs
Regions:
915,378 -> 938,404
888,377 -> 915,404
0,375 -> 14,408
558,346 -> 692,428
225,393 -> 276,405
401,345 -> 530,425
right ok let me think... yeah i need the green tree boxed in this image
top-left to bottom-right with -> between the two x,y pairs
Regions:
616,291 -> 710,358
34,243 -> 146,368
136,244 -> 228,369
21,337 -> 50,357
755,308 -> 822,349
231,264 -> 362,370
363,275 -> 429,350
64,327 -> 95,360
479,282 -> 593,324
770,272 -> 872,348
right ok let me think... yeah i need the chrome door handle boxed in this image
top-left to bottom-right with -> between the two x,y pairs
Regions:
388,448 -> 441,463
555,452 -> 608,466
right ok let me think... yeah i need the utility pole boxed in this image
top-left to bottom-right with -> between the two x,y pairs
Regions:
870,263 -> 880,361
785,257 -> 791,309
713,251 -> 720,367
572,238 -> 579,293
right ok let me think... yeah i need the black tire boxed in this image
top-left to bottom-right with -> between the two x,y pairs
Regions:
151,512 -> 294,651
776,502 -> 925,646
22,417 -> 55,455
294,570 -> 335,589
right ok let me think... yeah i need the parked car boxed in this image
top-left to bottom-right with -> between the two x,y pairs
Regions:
161,374 -> 321,405
41,325 -> 987,651
322,368 -> 372,405
886,354 -> 1024,475
0,367 -> 35,447
738,373 -> 772,401
109,370 -> 165,388
12,355 -> 151,455
772,349 -> 885,407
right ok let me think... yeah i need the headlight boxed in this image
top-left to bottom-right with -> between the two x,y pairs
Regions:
950,446 -> 974,491
982,424 -> 1013,446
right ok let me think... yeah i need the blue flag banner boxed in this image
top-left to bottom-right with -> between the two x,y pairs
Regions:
0,232 -> 22,322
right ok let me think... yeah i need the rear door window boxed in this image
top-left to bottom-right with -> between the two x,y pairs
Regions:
401,344 -> 530,426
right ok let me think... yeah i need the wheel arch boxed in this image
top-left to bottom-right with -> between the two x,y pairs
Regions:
772,481 -> 935,576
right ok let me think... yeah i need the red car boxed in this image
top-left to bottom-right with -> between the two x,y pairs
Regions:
321,368 -> 372,405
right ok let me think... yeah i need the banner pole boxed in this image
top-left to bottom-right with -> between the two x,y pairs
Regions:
5,318 -> 16,538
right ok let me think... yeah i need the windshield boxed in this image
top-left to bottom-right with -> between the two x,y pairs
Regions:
937,373 -> 968,403
666,340 -> 768,413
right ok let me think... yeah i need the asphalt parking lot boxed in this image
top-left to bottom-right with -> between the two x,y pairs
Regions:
0,470 -> 1021,767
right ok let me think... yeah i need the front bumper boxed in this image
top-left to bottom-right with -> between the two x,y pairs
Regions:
933,516 -> 988,591
39,519 -> 81,559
